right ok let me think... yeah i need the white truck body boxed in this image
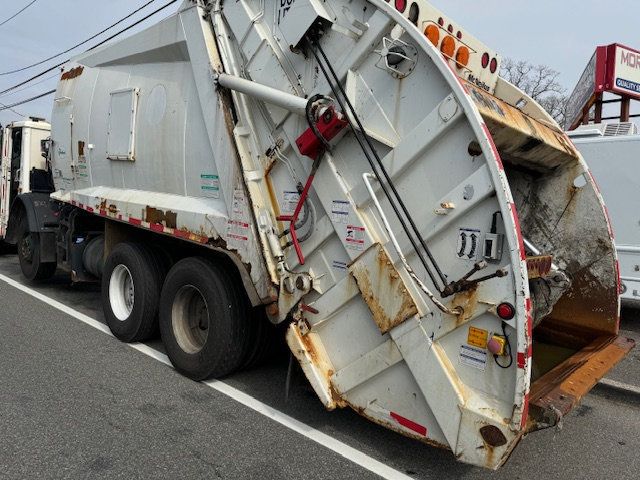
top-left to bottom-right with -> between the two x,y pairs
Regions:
569,123 -> 640,307
40,0 -> 631,469
0,119 -> 51,238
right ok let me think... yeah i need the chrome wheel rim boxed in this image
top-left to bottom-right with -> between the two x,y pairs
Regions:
171,285 -> 209,354
109,264 -> 135,321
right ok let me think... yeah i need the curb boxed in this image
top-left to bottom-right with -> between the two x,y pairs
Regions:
593,378 -> 640,402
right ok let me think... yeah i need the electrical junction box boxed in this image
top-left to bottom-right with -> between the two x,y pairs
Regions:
483,233 -> 504,261
274,0 -> 334,50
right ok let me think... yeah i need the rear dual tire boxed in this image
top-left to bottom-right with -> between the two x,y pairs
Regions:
159,257 -> 251,380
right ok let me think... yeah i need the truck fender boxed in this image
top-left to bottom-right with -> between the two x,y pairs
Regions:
5,193 -> 59,263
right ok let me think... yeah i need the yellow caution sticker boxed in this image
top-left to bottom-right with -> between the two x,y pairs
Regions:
468,326 -> 488,349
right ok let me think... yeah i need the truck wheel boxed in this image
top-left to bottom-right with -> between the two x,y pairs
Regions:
159,257 -> 249,380
17,221 -> 56,281
102,242 -> 164,342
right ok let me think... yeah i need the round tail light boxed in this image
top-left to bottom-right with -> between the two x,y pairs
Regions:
497,303 -> 515,320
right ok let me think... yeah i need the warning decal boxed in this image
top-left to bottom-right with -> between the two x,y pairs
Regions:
467,327 -> 488,349
331,200 -> 350,224
345,225 -> 365,251
459,345 -> 487,371
227,220 -> 249,242
457,228 -> 481,260
200,174 -> 220,198
227,188 -> 250,250
282,191 -> 300,215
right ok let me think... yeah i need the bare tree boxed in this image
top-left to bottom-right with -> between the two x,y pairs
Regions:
501,58 -> 568,126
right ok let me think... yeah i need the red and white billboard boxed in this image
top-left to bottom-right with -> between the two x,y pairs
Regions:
608,44 -> 640,98
566,43 -> 640,129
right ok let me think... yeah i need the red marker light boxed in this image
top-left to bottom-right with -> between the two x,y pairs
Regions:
497,303 -> 515,320
490,58 -> 498,73
481,53 -> 490,68
438,17 -> 444,26
395,0 -> 407,13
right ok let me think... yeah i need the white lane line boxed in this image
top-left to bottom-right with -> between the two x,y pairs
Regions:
598,378 -> 640,396
0,273 -> 413,480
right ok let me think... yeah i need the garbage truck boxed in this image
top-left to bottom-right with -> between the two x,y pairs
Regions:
5,0 -> 633,469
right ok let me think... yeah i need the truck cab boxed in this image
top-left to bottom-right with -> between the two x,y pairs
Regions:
0,118 -> 53,241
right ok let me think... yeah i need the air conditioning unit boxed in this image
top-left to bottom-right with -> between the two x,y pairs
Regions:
568,122 -> 638,138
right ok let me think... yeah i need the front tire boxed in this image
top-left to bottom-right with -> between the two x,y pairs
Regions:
159,257 -> 249,380
17,218 -> 56,281
102,242 -> 165,342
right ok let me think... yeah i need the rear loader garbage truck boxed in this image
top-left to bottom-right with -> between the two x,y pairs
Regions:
9,0 -> 633,469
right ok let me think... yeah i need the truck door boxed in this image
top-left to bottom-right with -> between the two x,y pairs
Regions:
0,127 -> 20,238
0,127 -> 10,237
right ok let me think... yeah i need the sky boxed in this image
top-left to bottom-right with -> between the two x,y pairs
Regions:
0,0 -> 638,126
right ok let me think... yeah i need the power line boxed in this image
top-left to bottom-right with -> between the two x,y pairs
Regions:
0,0 -> 179,97
0,100 -> 26,117
0,0 -> 39,28
0,0 -> 158,76
0,89 -> 55,112
0,72 -> 59,99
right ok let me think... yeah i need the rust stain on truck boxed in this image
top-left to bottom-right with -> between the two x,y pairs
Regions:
145,206 -> 177,229
350,244 -> 418,334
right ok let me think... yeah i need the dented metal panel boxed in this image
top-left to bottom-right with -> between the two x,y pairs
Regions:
349,244 -> 418,334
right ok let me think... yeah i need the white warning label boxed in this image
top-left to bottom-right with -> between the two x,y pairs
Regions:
232,189 -> 246,217
345,225 -> 365,251
282,191 -> 300,215
331,200 -> 350,224
227,220 -> 249,242
200,174 -> 220,198
457,228 -> 481,260
459,345 -> 487,371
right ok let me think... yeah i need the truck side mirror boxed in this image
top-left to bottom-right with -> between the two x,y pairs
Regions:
41,138 -> 51,160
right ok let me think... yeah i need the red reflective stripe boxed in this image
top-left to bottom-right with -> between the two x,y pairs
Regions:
481,123 -> 504,170
588,170 -> 601,194
128,217 -> 142,226
150,223 -> 164,233
390,412 -> 427,437
520,394 -> 530,430
85,206 -> 94,213
603,205 -> 614,240
517,345 -> 532,369
174,229 -> 190,239
99,209 -> 107,216
510,202 -> 526,261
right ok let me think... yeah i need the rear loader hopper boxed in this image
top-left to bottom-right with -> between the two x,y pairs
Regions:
44,0 -> 633,469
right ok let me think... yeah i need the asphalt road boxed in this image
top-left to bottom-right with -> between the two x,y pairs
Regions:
0,255 -> 639,479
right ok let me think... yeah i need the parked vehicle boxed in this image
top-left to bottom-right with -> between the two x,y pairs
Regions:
569,122 -> 640,307
3,0 -> 632,469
